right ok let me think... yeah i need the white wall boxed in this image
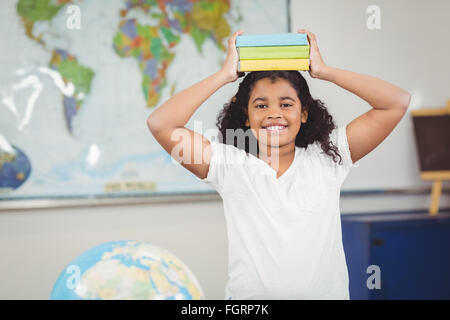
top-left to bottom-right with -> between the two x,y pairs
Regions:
0,199 -> 228,299
1,193 -> 449,299
291,0 -> 450,190
1,0 -> 450,299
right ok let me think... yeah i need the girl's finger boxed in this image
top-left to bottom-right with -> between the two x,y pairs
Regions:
227,30 -> 243,49
297,29 -> 316,46
231,30 -> 244,41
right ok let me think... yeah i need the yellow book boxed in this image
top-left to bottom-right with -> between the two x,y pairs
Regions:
238,59 -> 310,71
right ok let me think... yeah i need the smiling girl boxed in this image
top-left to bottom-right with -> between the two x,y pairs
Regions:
146,29 -> 411,299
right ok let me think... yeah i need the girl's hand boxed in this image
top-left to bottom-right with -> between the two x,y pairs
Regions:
297,29 -> 328,79
220,30 -> 245,83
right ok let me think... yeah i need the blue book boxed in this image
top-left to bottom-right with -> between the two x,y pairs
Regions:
236,33 -> 308,47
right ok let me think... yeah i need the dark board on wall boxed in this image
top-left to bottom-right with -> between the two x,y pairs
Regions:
411,105 -> 450,172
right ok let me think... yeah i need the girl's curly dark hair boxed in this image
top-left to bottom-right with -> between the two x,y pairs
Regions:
215,70 -> 343,165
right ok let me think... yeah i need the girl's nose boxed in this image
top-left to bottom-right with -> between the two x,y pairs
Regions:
268,113 -> 283,119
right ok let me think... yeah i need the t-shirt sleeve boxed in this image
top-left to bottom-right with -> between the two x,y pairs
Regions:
198,140 -> 243,194
330,124 -> 360,186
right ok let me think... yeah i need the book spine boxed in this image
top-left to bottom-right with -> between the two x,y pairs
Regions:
238,59 -> 310,72
238,45 -> 310,60
236,33 -> 308,47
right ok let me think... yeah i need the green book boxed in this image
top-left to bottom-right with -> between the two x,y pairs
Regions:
238,45 -> 310,60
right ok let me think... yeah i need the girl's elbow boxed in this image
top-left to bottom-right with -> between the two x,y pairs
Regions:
402,92 -> 412,110
146,116 -> 159,133
393,91 -> 411,111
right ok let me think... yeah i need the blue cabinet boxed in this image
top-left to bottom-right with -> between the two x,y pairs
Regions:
341,211 -> 450,299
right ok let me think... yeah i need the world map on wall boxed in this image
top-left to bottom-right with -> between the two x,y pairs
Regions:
0,0 -> 288,199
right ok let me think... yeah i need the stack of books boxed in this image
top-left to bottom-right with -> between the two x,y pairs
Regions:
236,33 -> 310,72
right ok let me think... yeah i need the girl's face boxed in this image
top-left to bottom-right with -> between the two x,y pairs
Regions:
245,77 -> 308,149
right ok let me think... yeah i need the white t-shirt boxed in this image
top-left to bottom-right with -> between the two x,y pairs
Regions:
200,125 -> 360,300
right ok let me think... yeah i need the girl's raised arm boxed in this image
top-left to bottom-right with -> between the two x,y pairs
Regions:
146,30 -> 243,179
298,29 -> 411,165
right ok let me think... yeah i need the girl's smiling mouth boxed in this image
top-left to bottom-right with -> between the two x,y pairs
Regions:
262,125 -> 288,133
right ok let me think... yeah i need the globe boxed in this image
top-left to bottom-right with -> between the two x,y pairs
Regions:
50,240 -> 205,300
0,145 -> 31,192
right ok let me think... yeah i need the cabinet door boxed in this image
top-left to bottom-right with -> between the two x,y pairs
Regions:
370,221 -> 450,299
342,221 -> 371,300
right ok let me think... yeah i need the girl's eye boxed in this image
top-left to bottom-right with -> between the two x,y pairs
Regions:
256,104 -> 292,109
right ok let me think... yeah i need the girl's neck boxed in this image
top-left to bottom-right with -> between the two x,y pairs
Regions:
258,143 -> 296,170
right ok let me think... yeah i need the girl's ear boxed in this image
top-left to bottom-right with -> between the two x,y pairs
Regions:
301,110 -> 308,123
245,119 -> 250,127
